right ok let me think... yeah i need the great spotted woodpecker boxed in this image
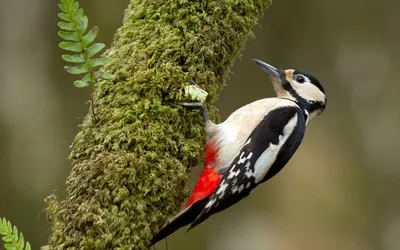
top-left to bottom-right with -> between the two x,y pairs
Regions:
151,59 -> 326,245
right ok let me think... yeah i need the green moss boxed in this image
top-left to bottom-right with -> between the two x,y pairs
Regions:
44,0 -> 271,249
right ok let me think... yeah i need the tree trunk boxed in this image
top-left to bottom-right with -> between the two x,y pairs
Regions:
43,0 -> 271,249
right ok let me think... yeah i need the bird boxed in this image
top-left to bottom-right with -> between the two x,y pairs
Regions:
150,58 -> 327,245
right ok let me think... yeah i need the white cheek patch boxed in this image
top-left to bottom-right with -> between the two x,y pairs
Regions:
293,82 -> 325,103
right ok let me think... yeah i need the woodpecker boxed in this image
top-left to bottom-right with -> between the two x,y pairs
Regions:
150,59 -> 326,245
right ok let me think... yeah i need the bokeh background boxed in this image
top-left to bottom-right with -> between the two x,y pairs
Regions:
1,0 -> 399,249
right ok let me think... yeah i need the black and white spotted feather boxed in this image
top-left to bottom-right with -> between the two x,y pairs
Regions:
189,106 -> 306,229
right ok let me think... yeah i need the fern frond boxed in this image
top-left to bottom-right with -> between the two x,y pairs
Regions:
0,218 -> 31,250
57,0 -> 114,121
57,0 -> 114,89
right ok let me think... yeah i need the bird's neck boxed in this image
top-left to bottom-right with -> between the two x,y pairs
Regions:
277,91 -> 322,124
276,94 -> 311,123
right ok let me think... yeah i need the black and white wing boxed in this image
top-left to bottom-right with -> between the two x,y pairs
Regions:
189,106 -> 306,229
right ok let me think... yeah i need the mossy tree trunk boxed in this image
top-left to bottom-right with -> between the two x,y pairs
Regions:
44,0 -> 271,249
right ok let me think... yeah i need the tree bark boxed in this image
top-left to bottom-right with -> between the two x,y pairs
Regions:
43,0 -> 271,249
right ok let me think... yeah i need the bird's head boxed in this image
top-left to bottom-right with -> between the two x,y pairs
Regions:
253,58 -> 326,120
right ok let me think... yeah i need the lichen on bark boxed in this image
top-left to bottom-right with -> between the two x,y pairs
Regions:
43,0 -> 271,249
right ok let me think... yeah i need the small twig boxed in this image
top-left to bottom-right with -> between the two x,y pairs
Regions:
89,79 -> 97,122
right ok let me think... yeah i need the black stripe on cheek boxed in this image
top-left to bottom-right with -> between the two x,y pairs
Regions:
282,82 -> 325,116
283,83 -> 309,108
309,101 -> 326,114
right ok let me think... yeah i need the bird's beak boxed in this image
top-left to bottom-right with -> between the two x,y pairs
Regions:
253,59 -> 288,97
253,59 -> 282,82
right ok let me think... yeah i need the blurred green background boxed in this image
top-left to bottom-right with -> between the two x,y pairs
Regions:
1,0 -> 399,249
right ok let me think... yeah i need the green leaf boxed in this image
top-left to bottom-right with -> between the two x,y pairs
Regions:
57,21 -> 75,31
74,73 -> 91,87
90,58 -> 111,68
2,235 -> 13,242
86,43 -> 105,58
74,80 -> 90,88
81,73 -> 91,82
82,26 -> 99,46
64,64 -> 89,74
77,16 -> 88,34
4,243 -> 17,250
69,2 -> 79,16
58,31 -> 80,42
12,226 -> 18,241
58,13 -> 71,21
15,233 -> 24,249
25,242 -> 31,250
58,3 -> 68,13
62,54 -> 86,63
74,8 -> 84,23
95,70 -> 115,80
59,41 -> 83,52
184,84 -> 208,103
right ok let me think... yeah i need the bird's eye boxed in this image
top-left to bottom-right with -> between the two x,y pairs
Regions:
295,75 -> 305,83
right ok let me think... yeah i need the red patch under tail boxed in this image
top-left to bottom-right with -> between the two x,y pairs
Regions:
185,142 -> 222,208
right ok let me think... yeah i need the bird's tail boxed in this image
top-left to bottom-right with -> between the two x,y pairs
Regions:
150,198 -> 208,246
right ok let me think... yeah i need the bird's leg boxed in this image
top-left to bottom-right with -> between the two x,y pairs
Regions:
179,102 -> 210,122
187,79 -> 198,86
165,237 -> 168,250
181,79 -> 210,121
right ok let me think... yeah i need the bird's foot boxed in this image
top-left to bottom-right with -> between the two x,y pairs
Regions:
180,80 -> 210,121
179,102 -> 210,122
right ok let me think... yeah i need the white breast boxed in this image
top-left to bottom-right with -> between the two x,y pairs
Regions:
208,98 -> 298,170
